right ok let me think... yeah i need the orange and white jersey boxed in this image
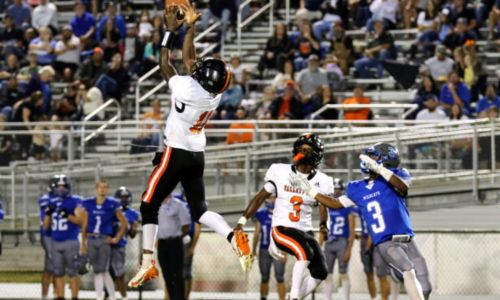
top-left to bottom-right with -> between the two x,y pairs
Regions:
264,163 -> 334,232
164,75 -> 221,152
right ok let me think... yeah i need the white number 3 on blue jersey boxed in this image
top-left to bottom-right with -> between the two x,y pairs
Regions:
367,201 -> 386,234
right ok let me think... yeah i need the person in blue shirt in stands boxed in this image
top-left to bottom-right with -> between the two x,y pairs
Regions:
476,84 -> 500,115
290,142 -> 432,300
70,2 -> 96,49
82,180 -> 127,300
111,186 -> 140,300
439,70 -> 471,114
96,2 -> 126,42
252,197 -> 286,300
42,174 -> 86,300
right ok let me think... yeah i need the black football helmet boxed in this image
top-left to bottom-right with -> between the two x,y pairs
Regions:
115,186 -> 132,207
292,133 -> 324,167
73,254 -> 90,275
191,57 -> 231,94
361,142 -> 400,173
50,174 -> 71,197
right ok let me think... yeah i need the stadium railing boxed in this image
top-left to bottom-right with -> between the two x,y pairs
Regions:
237,0 -> 274,56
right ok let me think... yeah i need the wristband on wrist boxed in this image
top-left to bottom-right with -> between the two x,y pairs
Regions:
161,31 -> 175,49
319,221 -> 327,228
378,166 -> 394,182
237,216 -> 247,226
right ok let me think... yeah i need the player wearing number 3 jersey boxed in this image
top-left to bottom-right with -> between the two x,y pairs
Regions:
289,143 -> 432,300
235,133 -> 332,300
130,3 -> 252,288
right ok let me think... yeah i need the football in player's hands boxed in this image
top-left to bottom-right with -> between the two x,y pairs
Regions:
359,154 -> 381,173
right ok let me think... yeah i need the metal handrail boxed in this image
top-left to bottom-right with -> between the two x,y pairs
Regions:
80,98 -> 121,161
310,103 -> 419,121
134,21 -> 222,121
237,0 -> 274,55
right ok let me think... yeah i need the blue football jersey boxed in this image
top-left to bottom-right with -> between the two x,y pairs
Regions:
254,208 -> 273,249
38,194 -> 53,237
352,206 -> 369,239
345,168 -> 414,246
82,197 -> 120,236
328,206 -> 353,239
50,195 -> 82,242
114,207 -> 140,248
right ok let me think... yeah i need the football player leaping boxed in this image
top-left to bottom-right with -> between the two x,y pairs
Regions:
235,133 -> 331,300
289,142 -> 432,300
129,3 -> 251,288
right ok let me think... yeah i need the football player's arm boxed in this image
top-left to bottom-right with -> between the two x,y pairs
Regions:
343,213 -> 356,262
128,220 -> 139,239
318,204 -> 328,245
43,213 -> 51,230
159,6 -> 185,81
359,154 -> 409,195
252,221 -> 261,257
68,206 -> 85,225
182,2 -> 201,72
187,223 -> 201,258
235,188 -> 271,230
110,210 -> 128,244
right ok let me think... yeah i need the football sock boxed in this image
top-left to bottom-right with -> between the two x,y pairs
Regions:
403,270 -> 424,300
141,253 -> 153,268
324,274 -> 334,300
199,211 -> 232,238
340,275 -> 351,300
94,273 -> 104,300
142,224 -> 158,253
290,261 -> 309,299
390,278 -> 400,300
300,274 -> 321,298
103,272 -> 116,300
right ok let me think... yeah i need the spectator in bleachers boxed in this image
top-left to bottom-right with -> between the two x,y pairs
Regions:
100,16 -> 122,62
354,19 -> 397,78
269,80 -> 304,119
229,55 -> 248,92
366,0 -> 399,31
95,53 -> 130,102
21,27 -> 36,50
12,91 -> 44,159
455,45 -> 487,102
138,10 -> 154,40
199,0 -> 237,42
297,54 -> 328,100
476,84 -> 500,114
415,96 -> 448,121
255,86 -> 275,120
315,85 -> 338,120
342,85 -> 372,121
293,20 -> 321,71
17,52 -> 40,82
79,47 -> 108,86
439,70 -> 471,113
0,114 -> 13,166
124,24 -> 145,79
48,114 -> 64,162
328,23 -> 353,75
29,27 -> 56,66
96,1 -> 127,42
83,85 -> 104,120
415,0 -> 440,56
0,75 -> 23,113
295,0 -> 323,21
130,98 -> 163,153
26,65 -> 55,115
151,15 -> 163,33
449,0 -> 478,37
272,59 -> 295,90
56,82 -> 79,120
443,18 -> 475,51
323,54 -> 345,90
424,45 -> 455,82
312,0 -> 348,40
410,74 -> 440,119
438,8 -> 455,43
71,2 -> 96,50
53,25 -> 80,75
488,0 -> 500,40
0,15 -> 24,57
257,23 -> 293,78
31,0 -> 58,33
301,85 -> 322,117
142,29 -> 161,74
0,54 -> 20,80
226,106 -> 255,146
6,0 -> 31,28
30,116 -> 47,160
218,76 -> 244,120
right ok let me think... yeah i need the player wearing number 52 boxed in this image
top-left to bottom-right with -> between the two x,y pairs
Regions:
289,143 -> 432,300
42,174 -> 86,300
81,180 -> 128,300
235,133 -> 332,300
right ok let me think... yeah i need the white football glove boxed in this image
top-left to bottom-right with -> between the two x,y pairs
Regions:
359,154 -> 393,181
288,172 -> 318,199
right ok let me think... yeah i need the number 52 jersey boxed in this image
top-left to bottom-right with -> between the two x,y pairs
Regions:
264,164 -> 334,232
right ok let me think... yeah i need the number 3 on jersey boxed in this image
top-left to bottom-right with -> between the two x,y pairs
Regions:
367,200 -> 386,233
289,196 -> 303,222
190,111 -> 214,134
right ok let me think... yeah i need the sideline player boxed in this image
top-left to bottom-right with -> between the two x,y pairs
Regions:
252,198 -> 286,300
321,179 -> 355,300
289,142 -> 432,300
235,133 -> 331,300
43,175 -> 86,300
111,187 -> 140,300
130,3 -> 251,287
82,180 -> 128,300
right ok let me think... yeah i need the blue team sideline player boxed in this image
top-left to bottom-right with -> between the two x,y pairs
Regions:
82,180 -> 128,300
42,174 -> 86,300
252,197 -> 286,300
112,187 -> 140,300
289,143 -> 432,300
320,179 -> 355,300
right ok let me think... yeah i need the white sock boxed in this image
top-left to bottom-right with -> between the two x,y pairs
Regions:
290,261 -> 309,299
199,211 -> 232,238
142,224 -> 158,252
324,274 -> 334,300
141,253 -> 154,268
340,276 -> 351,300
300,275 -> 321,298
103,272 -> 116,300
390,279 -> 400,300
403,270 -> 424,300
94,273 -> 104,299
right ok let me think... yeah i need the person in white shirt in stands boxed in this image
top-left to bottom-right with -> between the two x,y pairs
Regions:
424,45 -> 455,83
54,25 -> 81,75
32,0 -> 58,31
366,0 -> 399,31
416,96 -> 448,121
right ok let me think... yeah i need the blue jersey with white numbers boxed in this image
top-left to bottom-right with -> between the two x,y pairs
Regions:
38,194 -> 54,237
328,207 -> 353,239
113,206 -> 140,248
82,197 -> 120,236
345,168 -> 414,246
254,208 -> 273,249
50,195 -> 82,242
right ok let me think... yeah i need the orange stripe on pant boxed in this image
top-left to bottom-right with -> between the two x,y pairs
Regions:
142,146 -> 172,203
272,227 -> 307,261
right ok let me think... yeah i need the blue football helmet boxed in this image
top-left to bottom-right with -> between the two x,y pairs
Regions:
50,174 -> 71,197
360,143 -> 400,174
115,186 -> 132,207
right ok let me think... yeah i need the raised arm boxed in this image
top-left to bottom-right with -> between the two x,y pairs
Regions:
159,5 -> 185,81
181,2 -> 202,72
